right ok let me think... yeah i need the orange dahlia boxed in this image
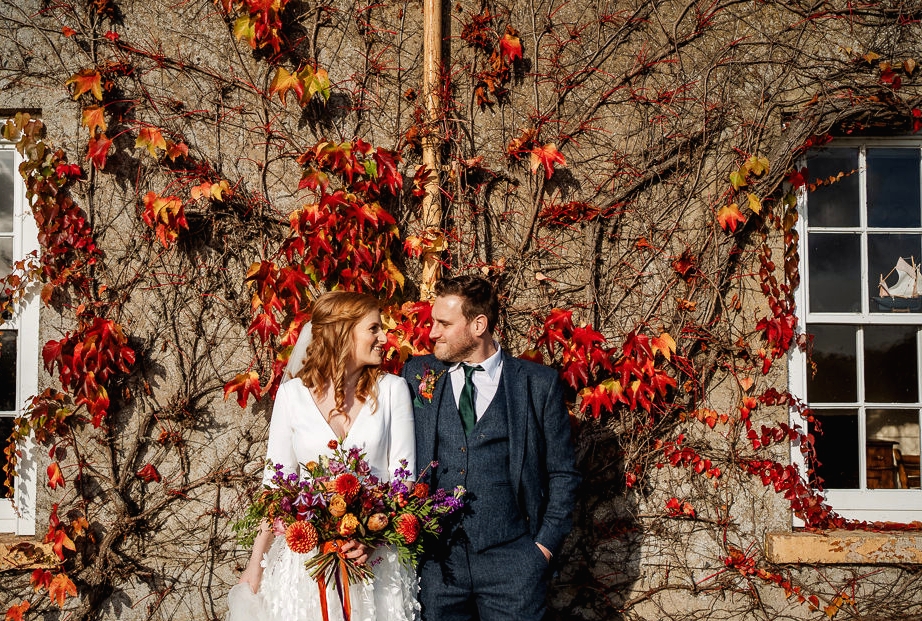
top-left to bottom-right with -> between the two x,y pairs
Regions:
412,482 -> 429,499
334,473 -> 361,502
395,513 -> 420,544
285,521 -> 318,554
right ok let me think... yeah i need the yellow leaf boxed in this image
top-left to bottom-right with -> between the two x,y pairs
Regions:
904,58 -> 917,75
863,51 -> 880,64
233,15 -> 256,47
747,192 -> 762,214
651,332 -> 676,360
729,169 -> 747,190
135,127 -> 166,158
747,155 -> 769,176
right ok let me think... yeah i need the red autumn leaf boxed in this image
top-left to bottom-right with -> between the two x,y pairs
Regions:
86,132 -> 113,169
499,25 -> 523,62
61,26 -> 77,37
717,202 -> 746,232
136,127 -> 167,158
136,463 -> 161,483
47,462 -> 65,489
4,601 -> 29,621
104,30 -> 119,42
579,383 -> 615,418
530,143 -> 566,180
66,69 -> 103,101
786,166 -> 807,188
48,573 -> 77,608
81,106 -> 107,135
55,163 -> 83,179
224,371 -> 262,408
31,568 -> 53,591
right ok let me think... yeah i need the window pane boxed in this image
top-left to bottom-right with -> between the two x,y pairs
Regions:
0,237 -> 11,278
0,330 -> 15,411
808,233 -> 861,312
806,149 -> 859,227
867,409 -> 920,490
0,150 -> 13,233
813,409 -> 859,489
864,325 -> 918,403
869,236 -> 922,313
807,324 -> 857,402
0,416 -> 12,498
867,148 -> 921,228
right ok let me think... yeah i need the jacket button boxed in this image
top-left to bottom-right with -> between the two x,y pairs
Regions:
459,469 -> 465,475
460,447 -> 466,452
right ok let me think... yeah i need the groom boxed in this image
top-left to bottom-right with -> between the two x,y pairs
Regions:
402,275 -> 580,621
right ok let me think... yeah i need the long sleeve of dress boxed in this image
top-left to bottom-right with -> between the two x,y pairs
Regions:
262,381 -> 298,487
383,374 -> 416,480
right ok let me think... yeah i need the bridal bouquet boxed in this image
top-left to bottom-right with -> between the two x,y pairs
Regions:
234,440 -> 464,587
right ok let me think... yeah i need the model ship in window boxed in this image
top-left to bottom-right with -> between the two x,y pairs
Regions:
874,256 -> 922,311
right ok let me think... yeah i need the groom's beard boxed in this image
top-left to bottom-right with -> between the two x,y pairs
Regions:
433,332 -> 478,364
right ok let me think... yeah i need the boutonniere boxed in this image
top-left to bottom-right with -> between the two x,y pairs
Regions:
414,367 -> 445,408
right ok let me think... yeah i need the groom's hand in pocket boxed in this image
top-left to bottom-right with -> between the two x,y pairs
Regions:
341,540 -> 370,565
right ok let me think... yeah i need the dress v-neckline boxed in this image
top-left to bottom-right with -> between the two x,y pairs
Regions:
306,387 -> 367,442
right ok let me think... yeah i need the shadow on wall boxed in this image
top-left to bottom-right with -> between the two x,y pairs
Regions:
547,422 -> 641,621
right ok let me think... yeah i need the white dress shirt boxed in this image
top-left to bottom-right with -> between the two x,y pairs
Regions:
447,345 -> 503,420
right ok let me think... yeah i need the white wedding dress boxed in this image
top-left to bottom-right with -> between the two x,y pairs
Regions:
227,373 -> 420,621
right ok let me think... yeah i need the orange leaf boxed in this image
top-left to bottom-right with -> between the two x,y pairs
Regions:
81,106 -> 107,135
51,529 -> 75,561
48,573 -> 77,608
136,127 -> 167,158
4,601 -> 29,621
61,27 -> 76,37
269,66 -> 304,106
651,332 -> 676,360
70,516 -> 89,536
66,69 -> 103,101
165,140 -> 189,162
47,462 -> 65,489
499,25 -> 522,63
86,132 -> 113,169
717,203 -> 746,232
529,143 -> 566,180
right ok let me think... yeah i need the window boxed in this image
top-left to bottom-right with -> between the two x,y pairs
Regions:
0,136 -> 39,535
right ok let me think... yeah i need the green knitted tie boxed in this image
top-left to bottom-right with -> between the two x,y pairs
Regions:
458,364 -> 483,437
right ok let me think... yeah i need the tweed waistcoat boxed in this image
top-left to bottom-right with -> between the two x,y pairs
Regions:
433,379 -> 528,551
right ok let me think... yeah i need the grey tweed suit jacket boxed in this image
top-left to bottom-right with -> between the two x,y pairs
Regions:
401,351 -> 580,555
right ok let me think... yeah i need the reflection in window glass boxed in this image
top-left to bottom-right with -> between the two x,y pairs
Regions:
867,148 -> 921,228
0,238 -> 11,278
868,235 -> 922,313
0,330 -> 16,411
808,233 -> 861,312
806,324 -> 857,402
807,149 -> 860,227
867,409 -> 921,490
864,325 -> 918,403
813,410 -> 859,489
0,150 -> 13,233
0,416 -> 12,498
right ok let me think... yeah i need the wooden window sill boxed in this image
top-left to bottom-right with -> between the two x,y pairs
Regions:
0,534 -> 55,572
766,530 -> 922,565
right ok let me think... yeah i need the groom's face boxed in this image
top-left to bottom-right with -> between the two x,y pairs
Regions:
430,294 -> 479,363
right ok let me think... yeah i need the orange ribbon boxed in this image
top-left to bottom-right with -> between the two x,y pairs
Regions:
317,541 -> 352,621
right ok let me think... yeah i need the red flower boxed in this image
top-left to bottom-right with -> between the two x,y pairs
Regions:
334,473 -> 361,502
412,482 -> 429,499
328,439 -> 339,450
285,520 -> 319,554
395,513 -> 420,544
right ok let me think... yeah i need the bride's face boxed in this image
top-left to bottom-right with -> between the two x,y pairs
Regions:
350,309 -> 386,368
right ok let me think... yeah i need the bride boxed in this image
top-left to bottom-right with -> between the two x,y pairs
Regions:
227,291 -> 419,621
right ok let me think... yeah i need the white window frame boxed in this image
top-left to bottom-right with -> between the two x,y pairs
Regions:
1,138 -> 39,536
790,138 -> 922,523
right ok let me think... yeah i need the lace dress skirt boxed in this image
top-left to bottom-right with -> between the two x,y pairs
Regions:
227,536 -> 419,621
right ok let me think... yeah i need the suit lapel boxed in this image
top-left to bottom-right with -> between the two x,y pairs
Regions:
418,359 -> 449,470
502,353 -> 528,492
